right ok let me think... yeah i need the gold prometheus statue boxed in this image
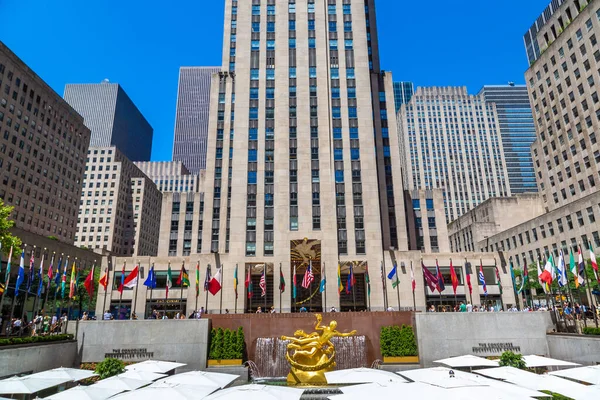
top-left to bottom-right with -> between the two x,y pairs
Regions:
281,313 -> 357,385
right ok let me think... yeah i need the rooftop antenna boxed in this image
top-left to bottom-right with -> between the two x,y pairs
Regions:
102,78 -> 110,84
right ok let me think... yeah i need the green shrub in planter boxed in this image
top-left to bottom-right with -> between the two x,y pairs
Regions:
582,327 -> 600,335
380,325 -> 418,357
95,358 -> 125,379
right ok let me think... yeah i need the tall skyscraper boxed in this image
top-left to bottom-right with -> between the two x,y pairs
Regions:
479,85 -> 538,194
398,87 -> 511,223
172,67 -> 221,173
392,81 -> 414,113
64,82 -> 153,161
0,41 -> 91,244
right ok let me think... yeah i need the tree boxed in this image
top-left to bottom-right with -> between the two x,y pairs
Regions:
95,358 -> 125,379
0,198 -> 22,256
498,351 -> 527,369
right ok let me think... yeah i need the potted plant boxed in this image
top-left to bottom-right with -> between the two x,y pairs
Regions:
380,325 -> 419,364
207,327 -> 244,366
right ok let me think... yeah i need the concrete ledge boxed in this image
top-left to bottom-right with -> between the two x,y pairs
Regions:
547,332 -> 600,365
0,340 -> 77,378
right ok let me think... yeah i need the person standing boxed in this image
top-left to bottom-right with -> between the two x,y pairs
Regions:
459,302 -> 467,312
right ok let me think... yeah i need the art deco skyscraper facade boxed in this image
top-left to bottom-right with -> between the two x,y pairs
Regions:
64,82 -> 153,162
398,87 -> 511,223
479,85 -> 538,194
172,67 -> 220,173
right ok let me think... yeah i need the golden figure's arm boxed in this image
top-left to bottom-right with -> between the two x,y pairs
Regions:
314,314 -> 326,331
335,330 -> 357,337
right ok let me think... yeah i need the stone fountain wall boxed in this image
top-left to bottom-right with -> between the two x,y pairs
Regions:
206,311 -> 414,364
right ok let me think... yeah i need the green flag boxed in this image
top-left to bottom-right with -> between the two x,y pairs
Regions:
166,265 -> 172,297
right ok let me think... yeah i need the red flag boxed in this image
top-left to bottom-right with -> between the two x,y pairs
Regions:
449,260 -> 459,295
208,268 -> 222,295
119,266 -> 139,293
99,269 -> 108,291
465,263 -> 473,295
84,265 -> 95,298
422,263 -> 438,292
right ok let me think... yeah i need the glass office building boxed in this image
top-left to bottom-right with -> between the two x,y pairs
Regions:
392,81 -> 414,114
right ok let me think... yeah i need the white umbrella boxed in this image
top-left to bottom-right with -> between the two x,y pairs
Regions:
400,367 -> 487,388
93,376 -> 152,391
118,371 -> 167,381
325,368 -> 407,384
434,355 -> 499,368
43,385 -> 123,400
111,383 -> 216,400
523,355 -> 580,368
446,386 -> 536,400
202,384 -> 304,400
125,360 -> 186,374
549,365 -> 600,385
155,371 -> 238,389
331,382 -> 446,400
0,376 -> 67,394
32,367 -> 97,382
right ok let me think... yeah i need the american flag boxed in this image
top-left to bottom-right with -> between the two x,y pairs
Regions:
302,261 -> 314,289
259,265 -> 267,297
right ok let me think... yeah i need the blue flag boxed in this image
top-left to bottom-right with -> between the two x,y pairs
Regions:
54,257 -> 63,287
15,250 -> 25,295
144,266 -> 157,289
436,260 -> 446,292
319,277 -> 326,293
37,253 -> 45,297
387,264 -> 397,280
387,263 -> 400,289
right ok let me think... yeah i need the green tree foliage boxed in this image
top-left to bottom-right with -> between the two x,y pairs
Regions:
582,327 -> 600,335
380,325 -> 418,357
540,390 -> 575,400
498,351 -> 527,369
95,358 -> 125,379
0,198 -> 22,256
208,327 -> 245,360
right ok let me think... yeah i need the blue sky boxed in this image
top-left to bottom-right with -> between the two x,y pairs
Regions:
0,0 -> 550,161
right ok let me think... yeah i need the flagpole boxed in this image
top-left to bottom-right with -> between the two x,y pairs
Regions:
205,264 -> 210,311
149,263 -> 154,319
394,262 -> 400,311
32,248 -> 43,317
195,262 -> 199,315
451,258 -> 457,310
465,257 -> 472,306
21,246 -> 35,323
279,263 -> 282,313
132,261 -> 140,319
102,263 -> 110,319
220,264 -> 224,314
322,262 -> 326,312
249,265 -> 253,313
8,244 -> 25,337
65,257 -> 76,334
351,262 -> 356,312
411,261 -> 416,311
179,262 -> 185,317
43,252 -> 55,316
581,243 -> 599,328
0,245 -> 12,318
118,261 -> 125,320
381,260 -> 388,311
264,264 -> 267,312
165,261 -> 170,318
421,258 -> 429,311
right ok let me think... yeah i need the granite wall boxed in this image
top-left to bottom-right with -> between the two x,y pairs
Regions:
547,333 -> 600,365
0,341 -> 77,378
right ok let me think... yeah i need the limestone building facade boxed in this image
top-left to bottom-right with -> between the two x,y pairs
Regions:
134,161 -> 202,193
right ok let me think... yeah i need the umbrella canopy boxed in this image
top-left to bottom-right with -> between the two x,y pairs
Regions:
549,365 -> 600,385
325,368 -> 407,384
125,360 -> 186,374
155,371 -> 238,389
476,367 -> 589,399
399,367 -> 549,398
0,376 -> 67,394
31,367 -> 97,382
93,376 -> 152,391
334,382 -> 446,400
202,384 -> 304,400
118,371 -> 167,381
43,385 -> 123,400
434,355 -> 499,368
445,386 -> 537,400
523,355 -> 580,368
111,383 -> 217,400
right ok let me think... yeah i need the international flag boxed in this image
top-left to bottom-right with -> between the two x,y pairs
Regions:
37,252 -> 45,297
68,262 -> 77,299
435,259 -> 445,292
536,257 -> 545,293
196,263 -> 201,297
46,253 -> 54,289
422,263 -> 438,292
61,257 -> 68,298
292,264 -> 297,299
590,243 -> 599,283
204,265 -> 211,291
259,265 -> 266,297
365,263 -> 371,297
337,263 -> 343,294
0,283 -> 4,295
465,262 -> 473,295
120,265 -> 139,292
518,260 -> 528,294
166,264 -> 173,298
3,246 -> 13,285
208,267 -> 222,295
346,264 -> 356,294
26,251 -> 34,292
479,260 -> 487,296
118,263 -> 126,295
509,261 -> 517,293
15,249 -> 25,295
301,261 -> 314,289
495,263 -> 503,295
54,256 -> 63,289
449,259 -> 459,295
177,265 -> 190,287
245,266 -> 252,299
144,265 -> 157,289
84,265 -> 95,298
279,266 -> 286,293
99,269 -> 108,291
233,264 -> 238,299
557,250 -> 568,288
387,263 -> 400,289
410,262 -> 416,292
577,246 -> 586,287
540,254 -> 554,287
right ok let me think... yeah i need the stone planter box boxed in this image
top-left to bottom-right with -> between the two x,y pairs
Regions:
383,356 -> 419,364
207,359 -> 243,366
